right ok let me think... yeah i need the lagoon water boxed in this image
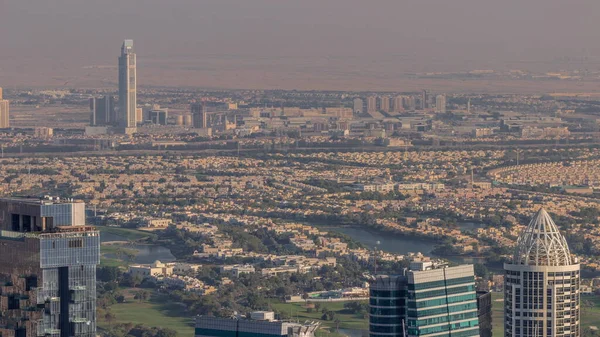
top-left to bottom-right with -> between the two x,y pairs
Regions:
100,231 -> 176,264
324,226 -> 438,255
321,224 -> 489,266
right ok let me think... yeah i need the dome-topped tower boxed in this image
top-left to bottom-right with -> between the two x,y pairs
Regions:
513,208 -> 572,266
504,208 -> 580,337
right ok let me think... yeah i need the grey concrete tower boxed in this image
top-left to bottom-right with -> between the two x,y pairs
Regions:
118,39 -> 137,132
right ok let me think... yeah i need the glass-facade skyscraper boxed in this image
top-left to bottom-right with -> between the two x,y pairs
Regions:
0,197 -> 99,337
89,96 -> 116,126
370,275 -> 407,337
504,208 -> 580,337
118,39 -> 137,132
369,264 -> 482,337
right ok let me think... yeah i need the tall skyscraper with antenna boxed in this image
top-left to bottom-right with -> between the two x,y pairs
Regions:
118,39 -> 137,133
504,209 -> 580,337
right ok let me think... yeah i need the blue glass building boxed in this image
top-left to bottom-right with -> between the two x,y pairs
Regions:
0,197 -> 99,337
369,264 -> 481,337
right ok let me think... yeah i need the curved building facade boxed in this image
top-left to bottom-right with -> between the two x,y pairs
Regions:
504,208 -> 580,337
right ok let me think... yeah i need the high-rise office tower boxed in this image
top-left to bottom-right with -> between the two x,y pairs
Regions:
504,209 -> 580,337
89,96 -> 115,126
477,291 -> 492,337
393,95 -> 405,113
405,96 -> 416,111
406,264 -> 480,337
435,95 -> 447,113
369,264 -> 481,337
149,109 -> 169,125
420,90 -> 428,110
367,96 -> 378,112
118,39 -> 137,132
191,103 -> 208,128
0,87 -> 10,128
354,98 -> 364,114
380,96 -> 391,113
0,197 -> 100,337
370,275 -> 406,337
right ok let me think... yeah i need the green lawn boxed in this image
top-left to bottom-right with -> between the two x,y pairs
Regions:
491,292 -> 504,337
271,301 -> 368,331
580,295 -> 600,331
99,245 -> 139,267
96,290 -> 600,337
98,291 -> 193,337
100,257 -> 128,267
97,226 -> 158,241
101,245 -> 139,255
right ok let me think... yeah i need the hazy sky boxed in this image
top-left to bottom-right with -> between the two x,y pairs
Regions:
2,0 -> 600,90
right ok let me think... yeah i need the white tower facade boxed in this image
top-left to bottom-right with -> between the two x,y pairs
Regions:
504,208 -> 580,337
435,94 -> 446,113
118,39 -> 137,132
367,96 -> 377,112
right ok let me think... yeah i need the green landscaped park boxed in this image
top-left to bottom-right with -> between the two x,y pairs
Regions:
491,292 -> 504,337
580,295 -> 600,331
96,290 -> 600,337
99,245 -> 139,267
271,301 -> 368,331
98,289 -> 194,337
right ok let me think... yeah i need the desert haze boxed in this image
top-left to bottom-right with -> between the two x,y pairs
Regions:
1,0 -> 600,91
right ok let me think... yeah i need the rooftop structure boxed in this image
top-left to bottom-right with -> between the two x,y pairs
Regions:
513,208 -> 572,266
195,315 -> 318,337
0,196 -> 86,232
0,197 -> 99,337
